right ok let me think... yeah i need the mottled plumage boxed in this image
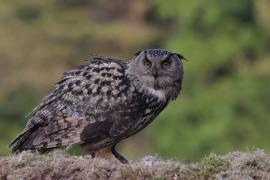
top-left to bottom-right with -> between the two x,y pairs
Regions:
10,49 -> 184,163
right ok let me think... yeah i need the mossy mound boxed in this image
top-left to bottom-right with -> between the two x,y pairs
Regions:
1,150 -> 270,179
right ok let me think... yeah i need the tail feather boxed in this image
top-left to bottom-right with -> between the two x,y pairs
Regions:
9,128 -> 34,153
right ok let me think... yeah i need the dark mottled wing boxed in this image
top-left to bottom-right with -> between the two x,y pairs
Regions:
22,117 -> 89,150
10,57 -> 136,152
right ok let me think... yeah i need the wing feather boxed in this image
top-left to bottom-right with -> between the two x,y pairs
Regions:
31,117 -> 89,149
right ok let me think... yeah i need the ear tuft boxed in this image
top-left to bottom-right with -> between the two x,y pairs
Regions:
134,50 -> 143,56
176,53 -> 187,61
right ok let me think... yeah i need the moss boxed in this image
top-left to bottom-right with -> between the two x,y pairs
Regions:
0,150 -> 270,179
197,153 -> 229,179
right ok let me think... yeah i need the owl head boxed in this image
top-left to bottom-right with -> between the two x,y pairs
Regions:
127,49 -> 185,100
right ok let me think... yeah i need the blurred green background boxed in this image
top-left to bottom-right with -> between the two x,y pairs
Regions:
0,0 -> 270,161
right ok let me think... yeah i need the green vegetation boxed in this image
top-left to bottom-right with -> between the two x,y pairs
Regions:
148,0 -> 270,160
0,0 -> 270,161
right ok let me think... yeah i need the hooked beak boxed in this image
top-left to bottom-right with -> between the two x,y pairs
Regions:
152,67 -> 159,89
153,67 -> 158,80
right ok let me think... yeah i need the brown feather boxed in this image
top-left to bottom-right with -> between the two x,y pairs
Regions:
32,117 -> 89,149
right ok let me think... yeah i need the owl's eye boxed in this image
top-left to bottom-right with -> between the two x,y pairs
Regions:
161,59 -> 172,69
143,59 -> 152,70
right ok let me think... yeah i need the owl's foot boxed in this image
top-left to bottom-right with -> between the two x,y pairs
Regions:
111,145 -> 129,164
91,146 -> 128,163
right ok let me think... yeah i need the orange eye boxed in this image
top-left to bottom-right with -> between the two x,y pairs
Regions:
143,59 -> 152,70
162,59 -> 172,69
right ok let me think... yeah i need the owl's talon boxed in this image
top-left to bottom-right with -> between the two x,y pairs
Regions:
111,145 -> 129,164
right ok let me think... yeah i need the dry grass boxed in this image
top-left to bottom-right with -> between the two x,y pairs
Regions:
0,150 -> 270,180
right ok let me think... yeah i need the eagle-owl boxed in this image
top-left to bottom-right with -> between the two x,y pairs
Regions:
10,49 -> 184,163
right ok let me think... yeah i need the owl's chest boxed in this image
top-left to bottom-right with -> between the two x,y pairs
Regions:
122,92 -> 168,133
144,96 -> 166,116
